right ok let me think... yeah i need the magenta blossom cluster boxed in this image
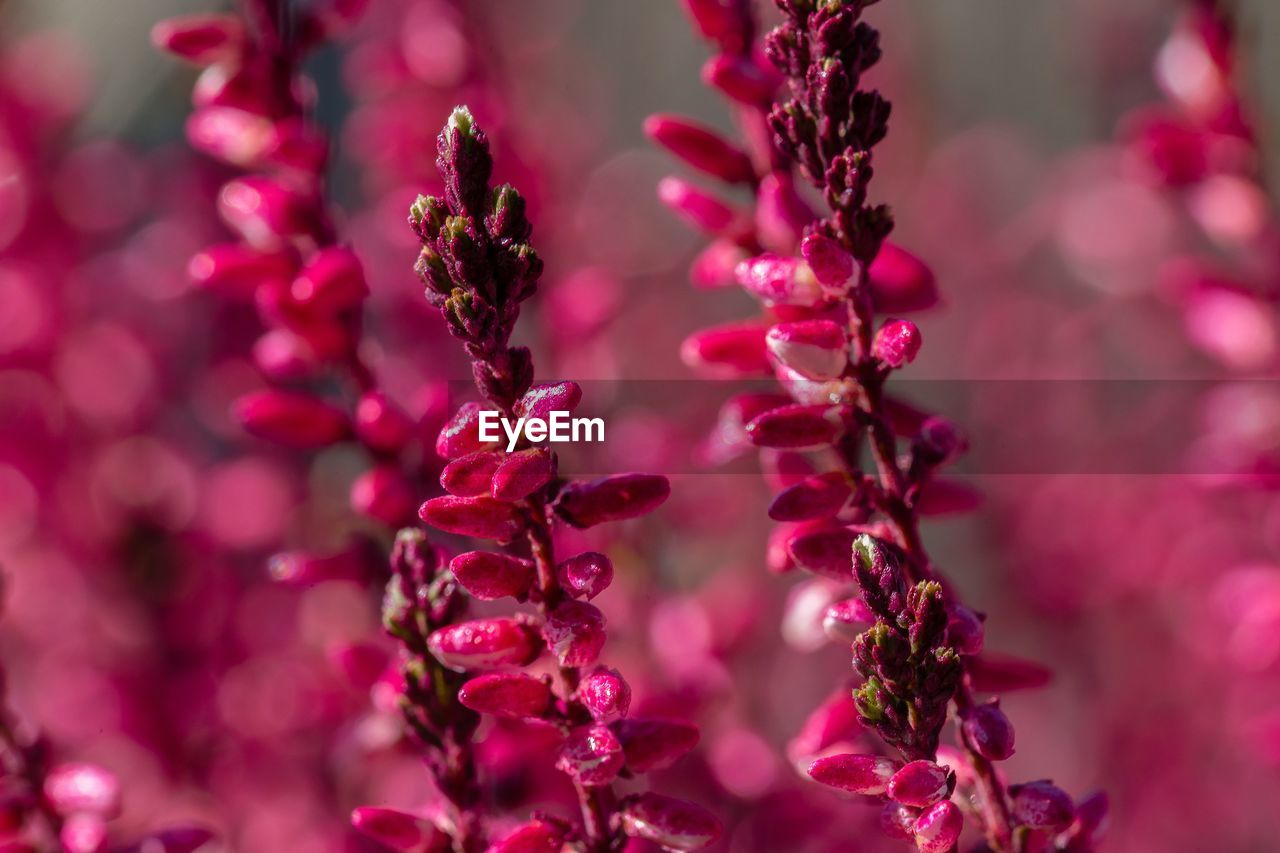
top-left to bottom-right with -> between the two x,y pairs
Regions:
348,108 -> 720,852
657,1 -> 1104,850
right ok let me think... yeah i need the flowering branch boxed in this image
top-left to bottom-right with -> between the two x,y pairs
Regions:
404,107 -> 721,852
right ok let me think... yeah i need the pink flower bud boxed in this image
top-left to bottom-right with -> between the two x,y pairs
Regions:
426,618 -> 538,671
962,700 -> 1016,761
788,689 -> 863,766
888,761 -> 952,808
619,793 -> 721,851
350,465 -> 416,526
916,478 -> 983,516
873,320 -> 922,368
756,174 -> 816,252
658,176 -> 739,235
44,764 -> 121,818
680,0 -> 744,48
485,819 -> 567,853
765,320 -> 849,380
967,654 -> 1053,692
746,404 -> 842,450
253,330 -> 320,381
234,390 -> 351,447
1069,791 -> 1109,845
450,551 -> 535,601
801,234 -> 855,289
151,15 -> 245,64
869,242 -> 939,313
786,526 -> 857,580
701,53 -> 780,105
946,604 -> 985,655
681,323 -> 771,377
735,253 -> 822,306
441,451 -> 505,498
556,551 -> 614,600
615,718 -> 700,772
218,177 -> 318,246
436,402 -> 497,460
188,243 -> 295,299
269,547 -> 371,585
350,807 -> 445,853
458,672 -> 551,719
557,724 -> 625,786
579,667 -> 631,723
354,391 -> 415,454
690,239 -> 749,289
914,416 -> 967,467
419,495 -> 524,541
492,448 -> 555,501
808,753 -> 902,795
542,601 -> 607,667
768,471 -> 852,521
645,114 -> 755,184
515,381 -> 583,422
261,117 -> 328,172
1010,780 -> 1075,829
880,802 -> 920,841
554,474 -> 670,528
61,814 -> 107,853
823,597 -> 874,642
913,800 -> 963,853
290,247 -> 368,315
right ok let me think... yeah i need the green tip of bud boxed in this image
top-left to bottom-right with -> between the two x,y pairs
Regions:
449,105 -> 476,137
852,533 -> 880,568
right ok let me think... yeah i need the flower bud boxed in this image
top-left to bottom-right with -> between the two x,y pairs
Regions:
888,761 -> 952,808
557,725 -> 625,786
645,114 -> 755,184
436,402 -> 497,460
449,551 -> 535,601
554,474 -> 670,528
873,320 -> 922,368
701,53 -> 780,105
485,819 -> 567,853
765,320 -> 849,380
786,526 -> 857,580
350,465 -> 416,526
962,700 -> 1016,761
618,793 -> 721,851
768,471 -> 852,522
491,447 -> 555,501
44,764 -> 121,818
234,390 -> 351,448
681,323 -> 771,377
441,451 -> 505,498
735,253 -> 823,306
801,234 -> 855,289
869,242 -> 939,313
913,800 -> 963,853
515,381 -> 583,422
823,597 -> 875,642
556,551 -> 614,600
188,242 -> 295,299
746,404 -> 842,450
426,618 -> 538,671
946,604 -> 985,655
680,0 -> 744,48
218,177 -> 318,246
419,495 -> 524,541
542,601 -> 607,667
1010,780 -> 1074,829
615,718 -> 700,772
353,391 -> 415,454
458,672 -> 551,719
808,753 -> 902,795
690,239 -> 748,289
658,176 -> 738,235
579,667 -> 631,723
913,416 -> 967,467
350,807 -> 445,853
879,802 -> 920,841
290,247 -> 368,315
151,14 -> 245,64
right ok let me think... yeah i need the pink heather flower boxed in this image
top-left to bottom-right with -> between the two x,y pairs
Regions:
289,246 -> 367,313
765,319 -> 849,380
553,474 -> 671,528
1009,780 -> 1075,830
541,601 -> 607,668
680,322 -> 771,377
868,242 -> 940,313
690,239 -> 749,289
426,618 -> 539,671
435,401 -> 498,460
349,465 -> 416,526
879,802 -> 920,841
557,725 -> 625,787
350,807 -> 446,853
616,718 -> 701,772
418,495 -> 525,541
734,253 -> 823,306
486,820 -> 568,853
458,673 -> 552,720
785,526 -> 858,580
808,753 -> 902,795
701,52 -> 780,105
441,451 -> 505,498
657,176 -> 739,235
448,551 -> 536,601
913,801 -> 963,853
822,596 -> 875,642
887,761 -> 952,808
618,793 -> 722,851
787,690 -> 864,768
556,552 -> 614,601
353,391 -> 415,454
514,381 -> 583,422
872,319 -> 922,368
491,448 -> 556,501
800,234 -> 855,289
745,404 -> 843,450
186,242 -> 296,298
579,667 -> 631,723
44,764 -> 121,818
767,471 -> 853,522
217,176 -> 320,246
645,114 -> 756,184
962,700 -> 1017,761
233,389 -> 351,447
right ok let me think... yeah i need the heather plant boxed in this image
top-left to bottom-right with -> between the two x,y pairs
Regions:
657,1 -> 1103,849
